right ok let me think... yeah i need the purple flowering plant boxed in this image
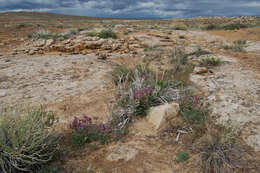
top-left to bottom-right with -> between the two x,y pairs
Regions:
133,86 -> 158,116
179,92 -> 206,124
69,115 -> 110,147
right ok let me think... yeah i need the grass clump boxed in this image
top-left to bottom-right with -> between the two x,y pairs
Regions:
144,45 -> 158,52
173,23 -> 188,30
112,65 -> 134,85
223,41 -> 246,52
86,31 -> 99,37
0,106 -> 61,172
170,48 -> 189,73
199,57 -> 222,67
69,115 -> 110,147
98,29 -> 117,39
176,151 -> 190,162
194,128 -> 248,173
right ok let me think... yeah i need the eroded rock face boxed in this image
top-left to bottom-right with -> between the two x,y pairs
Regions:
147,103 -> 180,130
190,55 -> 260,151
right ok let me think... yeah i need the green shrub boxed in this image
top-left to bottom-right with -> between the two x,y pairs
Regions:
98,29 -> 117,39
86,31 -> 98,37
179,35 -> 185,39
0,106 -> 61,172
173,23 -> 188,30
204,24 -> 220,30
222,23 -> 248,30
16,24 -> 30,29
176,151 -> 190,162
223,43 -> 245,52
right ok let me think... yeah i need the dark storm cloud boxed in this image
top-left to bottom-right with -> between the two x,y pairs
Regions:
0,0 -> 259,18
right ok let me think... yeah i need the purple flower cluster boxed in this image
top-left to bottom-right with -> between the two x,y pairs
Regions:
183,93 -> 203,109
70,115 -> 110,142
134,86 -> 153,105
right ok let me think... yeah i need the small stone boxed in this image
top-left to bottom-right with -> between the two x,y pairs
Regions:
28,50 -> 35,55
45,39 -> 54,47
193,67 -> 208,74
0,90 -> 7,97
98,53 -> 107,60
147,103 -> 180,130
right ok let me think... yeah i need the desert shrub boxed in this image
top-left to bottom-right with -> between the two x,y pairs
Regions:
56,25 -> 64,29
69,115 -> 110,147
199,57 -> 222,67
204,23 -> 248,30
222,23 -> 248,30
86,31 -> 98,37
173,23 -> 188,30
194,130 -> 248,173
204,24 -> 220,30
16,24 -> 30,29
223,42 -> 245,52
123,30 -> 132,35
98,29 -> 117,39
176,151 -> 190,162
0,106 -> 61,172
179,35 -> 185,39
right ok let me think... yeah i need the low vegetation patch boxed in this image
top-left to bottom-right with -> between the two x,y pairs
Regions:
98,29 -> 117,39
223,41 -> 246,52
176,151 -> 190,162
27,29 -> 76,40
144,45 -> 158,52
173,23 -> 188,30
86,29 -> 117,39
110,65 -> 183,137
0,106 -> 61,172
199,56 -> 222,67
69,115 -> 110,147
204,23 -> 248,30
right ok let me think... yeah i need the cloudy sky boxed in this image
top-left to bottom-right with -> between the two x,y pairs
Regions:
0,0 -> 260,19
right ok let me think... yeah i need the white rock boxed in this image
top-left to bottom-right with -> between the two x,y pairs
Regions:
107,144 -> 138,162
0,90 -> 7,97
147,103 -> 179,130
